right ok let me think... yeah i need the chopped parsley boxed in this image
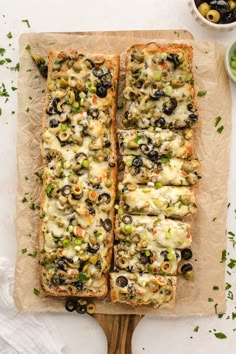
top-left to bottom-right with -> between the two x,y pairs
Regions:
25,176 -> 29,181
228,290 -> 233,300
214,332 -> 227,339
28,250 -> 37,258
33,288 -> 40,296
7,32 -> 12,39
0,108 -> 2,116
26,107 -> 30,113
232,313 -> 236,320
160,151 -> 172,164
193,325 -> 199,332
22,197 -> 28,203
220,250 -> 226,263
40,214 -> 45,219
0,48 -> 6,56
217,125 -> 224,134
45,184 -> 54,196
213,286 -> 219,291
208,298 -> 214,302
21,248 -> 27,254
10,63 -> 19,71
0,83 -> 9,97
78,273 -> 90,282
228,258 -> 236,269
197,90 -> 207,97
11,86 -> 17,91
21,19 -> 30,28
35,171 -> 43,183
212,217 -> 217,222
215,116 -> 222,127
225,283 -> 231,290
0,60 -> 5,65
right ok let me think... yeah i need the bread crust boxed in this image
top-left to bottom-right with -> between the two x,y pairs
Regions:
39,51 -> 119,297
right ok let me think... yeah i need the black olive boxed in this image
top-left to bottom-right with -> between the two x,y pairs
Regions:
215,0 -> 230,13
96,84 -> 107,98
149,90 -> 165,100
147,150 -> 159,162
162,97 -> 177,116
82,126 -> 89,136
118,160 -> 125,171
52,97 -> 61,114
49,118 -> 59,128
87,243 -> 100,254
72,192 -> 83,200
65,298 -> 76,312
156,161 -> 163,171
132,156 -> 143,168
74,88 -> 81,102
55,259 -> 66,270
154,117 -> 166,128
116,275 -> 128,288
78,260 -> 86,272
124,111 -> 129,119
180,263 -> 193,274
189,113 -> 198,122
40,65 -> 48,78
61,185 -> 71,196
68,214 -> 76,223
109,162 -> 116,168
122,214 -> 133,224
101,218 -> 112,232
88,208 -> 96,215
102,80 -> 112,89
187,103 -> 194,112
140,253 -> 149,265
51,276 -> 64,286
104,140 -> 111,148
140,144 -> 151,154
95,260 -> 102,270
181,248 -> 193,260
85,198 -> 93,207
46,106 -> 54,116
101,72 -> 112,82
160,250 -> 168,261
74,280 -> 83,290
166,53 -> 180,69
98,193 -> 111,204
92,68 -> 104,78
85,58 -> 95,69
136,80 -> 144,89
87,108 -> 99,119
76,304 -> 87,314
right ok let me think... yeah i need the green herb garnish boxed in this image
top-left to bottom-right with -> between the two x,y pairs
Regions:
193,326 -> 199,332
197,90 -> 207,97
22,19 -> 30,28
22,197 -> 28,203
214,332 -> 227,339
7,32 -> 13,39
220,250 -> 226,263
33,288 -> 40,296
78,273 -> 90,282
28,250 -> 37,258
215,116 -> 222,127
21,248 -> 27,254
217,126 -> 224,134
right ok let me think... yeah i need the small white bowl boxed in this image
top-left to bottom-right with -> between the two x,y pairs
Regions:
188,0 -> 236,31
225,41 -> 236,83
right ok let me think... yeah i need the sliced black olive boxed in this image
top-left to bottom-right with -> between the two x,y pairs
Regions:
51,276 -> 64,286
162,97 -> 177,116
65,298 -> 77,312
88,208 -> 96,215
85,58 -> 95,69
118,160 -> 125,171
140,252 -> 150,265
166,53 -> 180,69
116,275 -> 128,288
149,90 -> 165,100
109,162 -> 116,168
136,80 -> 144,89
98,193 -> 111,204
72,193 -> 83,200
92,68 -> 104,78
85,198 -> 93,207
75,152 -> 87,163
74,88 -> 81,102
122,214 -> 133,224
52,97 -> 61,114
68,214 -> 76,223
140,144 -> 151,154
180,263 -> 193,274
76,304 -> 87,314
78,260 -> 86,272
95,260 -> 102,270
147,150 -> 159,162
61,185 -> 71,196
74,280 -> 83,290
104,140 -> 111,148
101,218 -> 112,232
49,118 -> 59,128
46,106 -> 54,116
102,80 -> 112,89
187,103 -> 194,112
55,259 -> 66,270
40,65 -> 48,78
154,117 -> 166,128
96,84 -> 107,98
132,156 -> 143,168
181,248 -> 193,260
189,113 -> 198,122
160,250 -> 168,261
87,108 -> 99,119
87,243 -> 100,254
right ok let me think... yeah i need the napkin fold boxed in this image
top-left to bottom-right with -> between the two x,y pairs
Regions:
0,258 -> 64,354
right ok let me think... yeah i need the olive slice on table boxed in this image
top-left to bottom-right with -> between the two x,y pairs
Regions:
180,263 -> 193,274
122,214 -> 133,224
181,248 -> 193,260
86,303 -> 96,314
116,275 -> 128,288
65,298 -> 77,312
76,304 -> 87,314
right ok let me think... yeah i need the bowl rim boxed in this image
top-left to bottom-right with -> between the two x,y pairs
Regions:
189,0 -> 236,29
225,41 -> 236,82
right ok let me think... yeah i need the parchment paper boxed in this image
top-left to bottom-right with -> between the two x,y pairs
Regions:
14,32 -> 231,316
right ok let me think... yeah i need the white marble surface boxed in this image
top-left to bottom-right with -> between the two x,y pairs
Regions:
0,0 -> 236,353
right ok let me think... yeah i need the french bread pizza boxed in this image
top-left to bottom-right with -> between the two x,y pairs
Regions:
39,50 -> 119,297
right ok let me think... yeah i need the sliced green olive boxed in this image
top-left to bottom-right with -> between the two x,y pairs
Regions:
58,131 -> 70,141
116,256 -> 129,269
72,61 -> 82,73
206,9 -> 220,23
60,78 -> 68,88
197,2 -> 210,17
171,78 -> 185,88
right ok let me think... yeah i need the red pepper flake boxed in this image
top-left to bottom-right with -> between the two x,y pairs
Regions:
186,233 -> 191,239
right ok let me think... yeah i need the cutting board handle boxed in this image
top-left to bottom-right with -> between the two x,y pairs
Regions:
94,314 -> 143,354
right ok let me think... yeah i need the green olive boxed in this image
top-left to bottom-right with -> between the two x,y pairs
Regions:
206,9 -> 221,23
231,60 -> 236,70
229,1 -> 236,10
197,2 -> 210,18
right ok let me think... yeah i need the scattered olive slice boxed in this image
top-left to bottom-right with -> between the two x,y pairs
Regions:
87,243 -> 100,254
181,248 -> 193,260
86,303 -> 96,314
76,304 -> 87,314
61,185 -> 72,197
132,156 -> 143,168
98,193 -> 111,204
65,298 -> 77,312
116,275 -> 128,288
180,263 -> 193,274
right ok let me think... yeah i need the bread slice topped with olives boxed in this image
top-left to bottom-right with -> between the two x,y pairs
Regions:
39,50 -> 119,297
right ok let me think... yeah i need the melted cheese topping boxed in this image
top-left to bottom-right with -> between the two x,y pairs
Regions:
40,51 -> 119,296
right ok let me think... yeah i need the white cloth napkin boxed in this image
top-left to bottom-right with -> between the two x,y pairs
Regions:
0,258 -> 64,354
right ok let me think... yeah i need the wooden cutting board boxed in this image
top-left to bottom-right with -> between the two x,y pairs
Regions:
83,28 -> 193,354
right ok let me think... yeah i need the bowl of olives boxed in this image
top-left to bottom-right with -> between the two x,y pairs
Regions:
225,41 -> 236,83
188,0 -> 236,30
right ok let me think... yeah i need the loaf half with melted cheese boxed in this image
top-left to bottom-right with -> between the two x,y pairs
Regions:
39,50 -> 119,297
